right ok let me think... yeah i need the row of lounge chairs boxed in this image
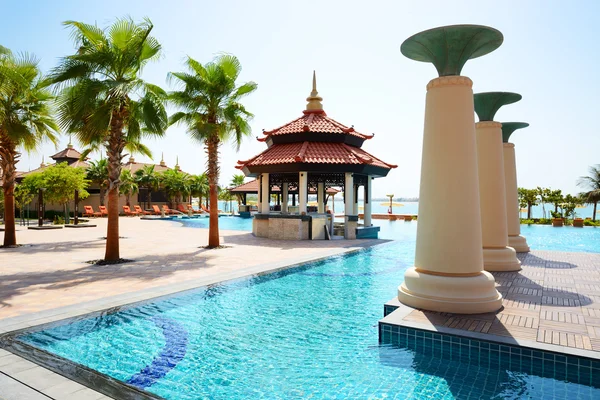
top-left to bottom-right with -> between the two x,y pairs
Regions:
82,204 -> 219,217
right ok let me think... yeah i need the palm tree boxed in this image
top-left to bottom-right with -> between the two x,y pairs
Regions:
86,159 -> 108,206
230,173 -> 245,206
159,169 -> 191,207
0,49 -> 58,246
119,169 -> 138,207
168,55 -> 257,247
577,165 -> 600,221
189,173 -> 208,209
134,164 -> 159,209
517,188 -> 538,220
50,18 -> 168,261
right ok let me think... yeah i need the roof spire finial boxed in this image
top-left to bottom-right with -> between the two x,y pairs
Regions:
160,152 -> 166,167
40,155 -> 45,167
175,156 -> 180,171
305,70 -> 323,112
67,135 -> 73,149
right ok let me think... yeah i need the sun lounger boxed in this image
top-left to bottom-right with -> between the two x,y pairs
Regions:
162,204 -> 179,215
98,205 -> 108,217
152,205 -> 162,215
177,204 -> 188,213
83,205 -> 101,217
187,204 -> 205,214
134,205 -> 151,215
122,205 -> 139,216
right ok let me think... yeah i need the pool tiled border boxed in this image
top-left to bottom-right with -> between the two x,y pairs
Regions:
0,238 -> 386,400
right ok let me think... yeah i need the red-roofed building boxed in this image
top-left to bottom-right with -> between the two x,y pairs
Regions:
236,73 -> 396,240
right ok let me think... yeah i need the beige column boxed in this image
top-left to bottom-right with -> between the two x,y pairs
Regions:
260,173 -> 270,214
364,176 -> 372,226
344,172 -> 357,239
353,185 -> 359,215
476,122 -> 521,271
299,172 -> 308,214
398,76 -> 502,314
503,143 -> 530,252
257,175 -> 263,212
317,182 -> 325,213
282,182 -> 288,213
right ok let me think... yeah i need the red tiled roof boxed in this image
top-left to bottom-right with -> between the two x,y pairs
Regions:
260,111 -> 374,141
230,178 -> 340,194
50,147 -> 84,160
237,142 -> 396,170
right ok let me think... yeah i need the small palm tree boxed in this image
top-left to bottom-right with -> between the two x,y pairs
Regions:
169,55 -> 257,247
0,49 -> 58,246
159,169 -> 191,207
190,173 -> 209,209
86,159 -> 108,206
119,169 -> 138,207
134,164 -> 159,209
230,173 -> 245,206
577,165 -> 600,221
50,18 -> 168,261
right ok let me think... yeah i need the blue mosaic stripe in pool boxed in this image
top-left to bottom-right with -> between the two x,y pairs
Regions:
379,322 -> 600,389
299,265 -> 403,277
383,304 -> 399,317
126,316 -> 188,390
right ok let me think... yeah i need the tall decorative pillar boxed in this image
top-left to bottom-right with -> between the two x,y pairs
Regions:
257,174 -> 263,212
299,171 -> 308,214
397,25 -> 503,314
364,176 -> 372,226
282,182 -> 289,213
260,173 -> 270,214
502,122 -> 530,252
317,182 -> 325,213
473,92 -> 522,271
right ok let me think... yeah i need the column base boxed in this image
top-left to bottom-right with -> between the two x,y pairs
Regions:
483,246 -> 521,272
508,235 -> 530,253
398,267 -> 503,314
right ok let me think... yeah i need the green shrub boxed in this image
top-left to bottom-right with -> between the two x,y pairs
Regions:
538,218 -> 552,225
53,215 -> 65,225
584,220 -> 600,227
521,219 -> 535,225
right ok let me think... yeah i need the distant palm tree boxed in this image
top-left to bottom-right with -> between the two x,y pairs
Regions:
86,159 -> 108,206
577,165 -> 600,221
0,48 -> 58,246
159,169 -> 191,207
134,164 -> 160,209
119,169 -> 138,207
230,174 -> 245,206
168,54 -> 257,247
50,18 -> 168,260
190,173 -> 209,209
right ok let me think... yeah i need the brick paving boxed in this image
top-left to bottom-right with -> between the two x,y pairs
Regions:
393,250 -> 600,355
0,217 -> 380,321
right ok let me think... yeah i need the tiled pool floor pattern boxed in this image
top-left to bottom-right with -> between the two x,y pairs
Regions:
386,250 -> 600,356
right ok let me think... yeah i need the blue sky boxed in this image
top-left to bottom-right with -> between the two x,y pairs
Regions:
2,0 -> 599,197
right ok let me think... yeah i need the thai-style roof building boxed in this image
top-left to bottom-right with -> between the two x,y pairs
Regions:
236,72 -> 396,240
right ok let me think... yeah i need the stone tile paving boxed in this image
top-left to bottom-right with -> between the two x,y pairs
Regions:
387,250 -> 600,357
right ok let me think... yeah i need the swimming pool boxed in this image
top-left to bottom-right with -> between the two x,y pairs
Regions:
11,236 -> 600,399
180,216 -> 600,253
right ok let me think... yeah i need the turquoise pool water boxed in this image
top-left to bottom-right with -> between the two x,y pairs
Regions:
179,216 -> 600,253
18,228 -> 600,399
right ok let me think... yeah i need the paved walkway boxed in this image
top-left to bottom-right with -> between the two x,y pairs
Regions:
384,250 -> 600,359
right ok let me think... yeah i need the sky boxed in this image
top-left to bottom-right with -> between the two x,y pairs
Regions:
2,0 -> 599,198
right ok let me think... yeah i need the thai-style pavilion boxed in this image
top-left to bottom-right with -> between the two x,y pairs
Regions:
235,73 -> 396,240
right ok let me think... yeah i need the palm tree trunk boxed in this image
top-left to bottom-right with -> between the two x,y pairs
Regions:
147,188 -> 152,209
594,202 -> 597,222
207,137 -> 220,248
99,186 -> 106,207
104,112 -> 125,261
527,202 -> 532,220
0,141 -> 17,246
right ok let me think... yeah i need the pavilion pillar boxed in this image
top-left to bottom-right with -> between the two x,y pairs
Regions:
364,176 -> 372,227
317,182 -> 325,213
299,172 -> 308,214
504,141 -> 530,252
353,184 -> 359,215
476,122 -> 521,271
344,172 -> 356,239
397,25 -> 504,314
282,183 -> 289,213
257,175 -> 262,212
260,173 -> 270,214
